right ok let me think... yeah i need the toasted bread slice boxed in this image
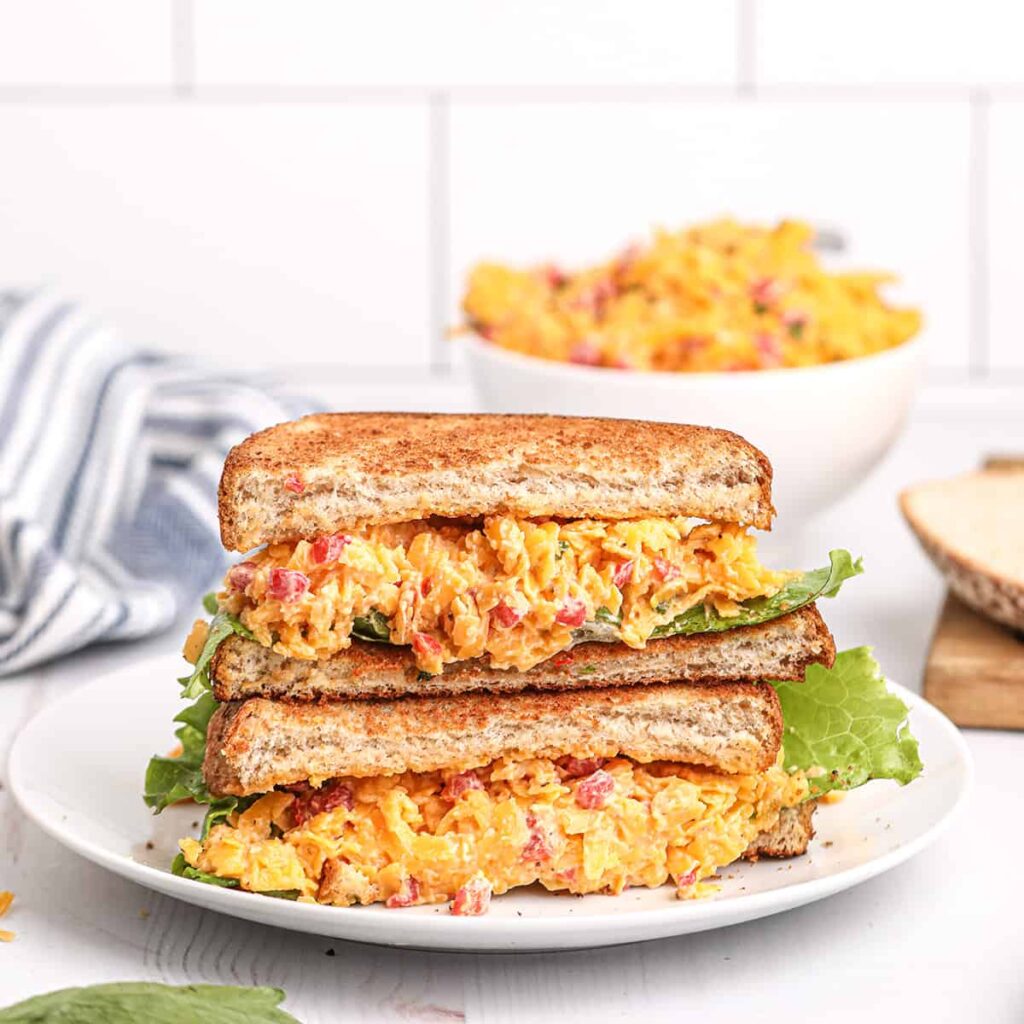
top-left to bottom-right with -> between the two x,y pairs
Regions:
212,605 -> 834,703
218,413 -> 774,550
203,682 -> 783,796
901,469 -> 1024,631
743,800 -> 817,860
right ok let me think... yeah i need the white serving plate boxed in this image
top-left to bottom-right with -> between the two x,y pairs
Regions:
8,654 -> 970,953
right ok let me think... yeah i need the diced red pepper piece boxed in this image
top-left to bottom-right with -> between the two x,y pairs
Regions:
568,341 -> 602,366
311,533 -> 351,564
750,277 -> 782,309
412,632 -> 443,657
552,652 -> 574,669
267,567 -> 309,602
420,577 -> 433,597
284,473 -> 305,494
291,779 -> 353,827
555,598 -> 586,627
542,265 -> 567,289
441,770 -> 484,802
573,278 -> 616,315
385,876 -> 421,909
652,556 -> 680,582
676,867 -> 698,889
755,332 -> 783,368
574,769 -> 615,810
521,813 -> 555,863
612,559 -> 634,589
451,876 -> 492,917
558,755 -> 606,779
226,560 -> 257,592
492,598 -> 523,628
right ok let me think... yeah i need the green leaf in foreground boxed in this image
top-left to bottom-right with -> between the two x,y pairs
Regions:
773,647 -> 923,798
0,982 -> 300,1023
650,549 -> 863,639
179,609 -> 254,700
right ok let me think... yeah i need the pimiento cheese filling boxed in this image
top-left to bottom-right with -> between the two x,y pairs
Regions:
179,756 -> 809,912
220,516 -> 789,673
462,218 -> 921,372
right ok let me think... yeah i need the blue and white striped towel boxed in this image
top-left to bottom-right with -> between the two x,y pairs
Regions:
0,290 -> 314,676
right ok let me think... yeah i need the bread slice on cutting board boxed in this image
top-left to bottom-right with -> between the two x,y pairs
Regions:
901,469 -> 1024,632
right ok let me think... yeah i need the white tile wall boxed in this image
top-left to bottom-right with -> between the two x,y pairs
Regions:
0,1 -> 1016,388
758,0 -> 1024,87
987,101 -> 1024,371
0,0 -> 174,87
450,100 -> 972,370
0,103 -> 432,373
193,0 -> 737,88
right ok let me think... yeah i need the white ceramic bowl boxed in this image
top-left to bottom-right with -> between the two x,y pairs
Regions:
464,334 -> 924,526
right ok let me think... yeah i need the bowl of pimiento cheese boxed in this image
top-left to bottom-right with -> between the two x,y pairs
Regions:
460,218 -> 924,526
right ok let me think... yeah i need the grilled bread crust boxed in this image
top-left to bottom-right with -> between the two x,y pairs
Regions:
218,413 -> 774,550
211,605 -> 834,703
203,682 -> 783,796
742,800 -> 817,860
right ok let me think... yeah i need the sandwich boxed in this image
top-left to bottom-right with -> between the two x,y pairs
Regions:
145,413 -> 922,914
209,415 -> 857,677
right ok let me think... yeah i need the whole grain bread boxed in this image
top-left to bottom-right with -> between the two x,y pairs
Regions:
218,413 -> 774,550
203,681 -> 783,796
742,799 -> 817,860
901,469 -> 1024,631
212,605 -> 833,703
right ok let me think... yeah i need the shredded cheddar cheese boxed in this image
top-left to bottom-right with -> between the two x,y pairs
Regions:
462,219 -> 921,372
0,890 -> 13,942
180,757 -> 808,908
220,516 -> 789,673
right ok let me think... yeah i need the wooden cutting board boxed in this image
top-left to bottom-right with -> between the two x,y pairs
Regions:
923,594 -> 1024,728
921,455 -> 1024,729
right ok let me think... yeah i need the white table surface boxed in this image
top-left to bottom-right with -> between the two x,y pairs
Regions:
2,380 -> 1023,1023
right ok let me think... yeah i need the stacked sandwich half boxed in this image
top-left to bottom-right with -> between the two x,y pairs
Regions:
146,413 -> 921,914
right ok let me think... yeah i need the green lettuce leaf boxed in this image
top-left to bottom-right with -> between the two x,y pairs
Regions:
172,852 -> 298,900
179,606 -> 254,699
594,606 -> 621,627
171,852 -> 240,888
351,608 -> 391,643
144,697 -> 256,838
143,692 -> 218,811
650,549 -> 862,639
0,982 -> 300,1023
773,647 -> 923,798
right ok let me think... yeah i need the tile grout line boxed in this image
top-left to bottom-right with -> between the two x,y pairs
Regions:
737,0 -> 757,97
968,89 -> 990,380
171,0 -> 195,98
0,83 -> 1012,105
428,92 -> 452,372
